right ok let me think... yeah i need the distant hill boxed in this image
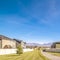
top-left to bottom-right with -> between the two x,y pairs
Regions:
26,43 -> 52,47
42,43 -> 52,47
26,43 -> 41,46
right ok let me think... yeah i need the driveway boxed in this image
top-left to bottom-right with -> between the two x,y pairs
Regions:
41,51 -> 60,60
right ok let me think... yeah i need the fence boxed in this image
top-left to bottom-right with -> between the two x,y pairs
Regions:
0,48 -> 33,55
0,49 -> 17,55
23,48 -> 33,52
43,48 -> 60,53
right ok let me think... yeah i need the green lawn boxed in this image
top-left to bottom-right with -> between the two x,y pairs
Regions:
0,50 -> 49,60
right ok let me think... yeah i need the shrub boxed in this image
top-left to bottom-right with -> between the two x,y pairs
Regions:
17,44 -> 23,55
43,49 -> 46,52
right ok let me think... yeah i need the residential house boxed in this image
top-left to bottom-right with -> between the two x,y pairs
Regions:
0,35 -> 26,49
51,42 -> 60,48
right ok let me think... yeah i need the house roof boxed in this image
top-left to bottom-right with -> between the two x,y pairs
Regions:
0,35 -> 12,40
0,35 -> 22,43
13,39 -> 22,43
53,42 -> 60,44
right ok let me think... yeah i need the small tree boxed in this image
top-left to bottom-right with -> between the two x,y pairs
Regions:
17,44 -> 23,55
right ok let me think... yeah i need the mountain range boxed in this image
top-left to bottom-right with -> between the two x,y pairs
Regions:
26,43 -> 52,47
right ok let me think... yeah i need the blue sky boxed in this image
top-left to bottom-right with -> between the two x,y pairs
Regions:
0,0 -> 60,44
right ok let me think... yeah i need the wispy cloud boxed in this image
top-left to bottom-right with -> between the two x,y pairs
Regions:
6,20 -> 19,25
1,0 -> 59,26
18,0 -> 60,26
0,15 -> 31,25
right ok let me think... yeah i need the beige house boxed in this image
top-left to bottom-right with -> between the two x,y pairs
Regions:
51,42 -> 60,48
0,35 -> 26,49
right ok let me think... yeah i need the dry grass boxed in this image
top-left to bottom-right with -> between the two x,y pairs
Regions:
0,50 -> 49,60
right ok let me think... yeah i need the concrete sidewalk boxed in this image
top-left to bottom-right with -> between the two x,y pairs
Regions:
41,51 -> 60,60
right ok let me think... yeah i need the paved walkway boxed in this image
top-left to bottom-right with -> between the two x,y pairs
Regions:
41,51 -> 60,60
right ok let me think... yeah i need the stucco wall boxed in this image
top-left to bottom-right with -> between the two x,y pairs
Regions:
43,48 -> 60,53
0,49 -> 17,55
0,49 -> 33,55
0,40 -> 2,48
21,41 -> 26,48
23,48 -> 33,52
2,39 -> 16,48
56,44 -> 60,48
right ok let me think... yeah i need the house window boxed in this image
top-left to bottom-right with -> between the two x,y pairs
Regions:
3,45 -> 12,49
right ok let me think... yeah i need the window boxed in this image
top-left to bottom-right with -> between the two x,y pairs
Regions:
3,45 -> 12,49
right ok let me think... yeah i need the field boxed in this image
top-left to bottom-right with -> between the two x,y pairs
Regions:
0,50 -> 49,60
